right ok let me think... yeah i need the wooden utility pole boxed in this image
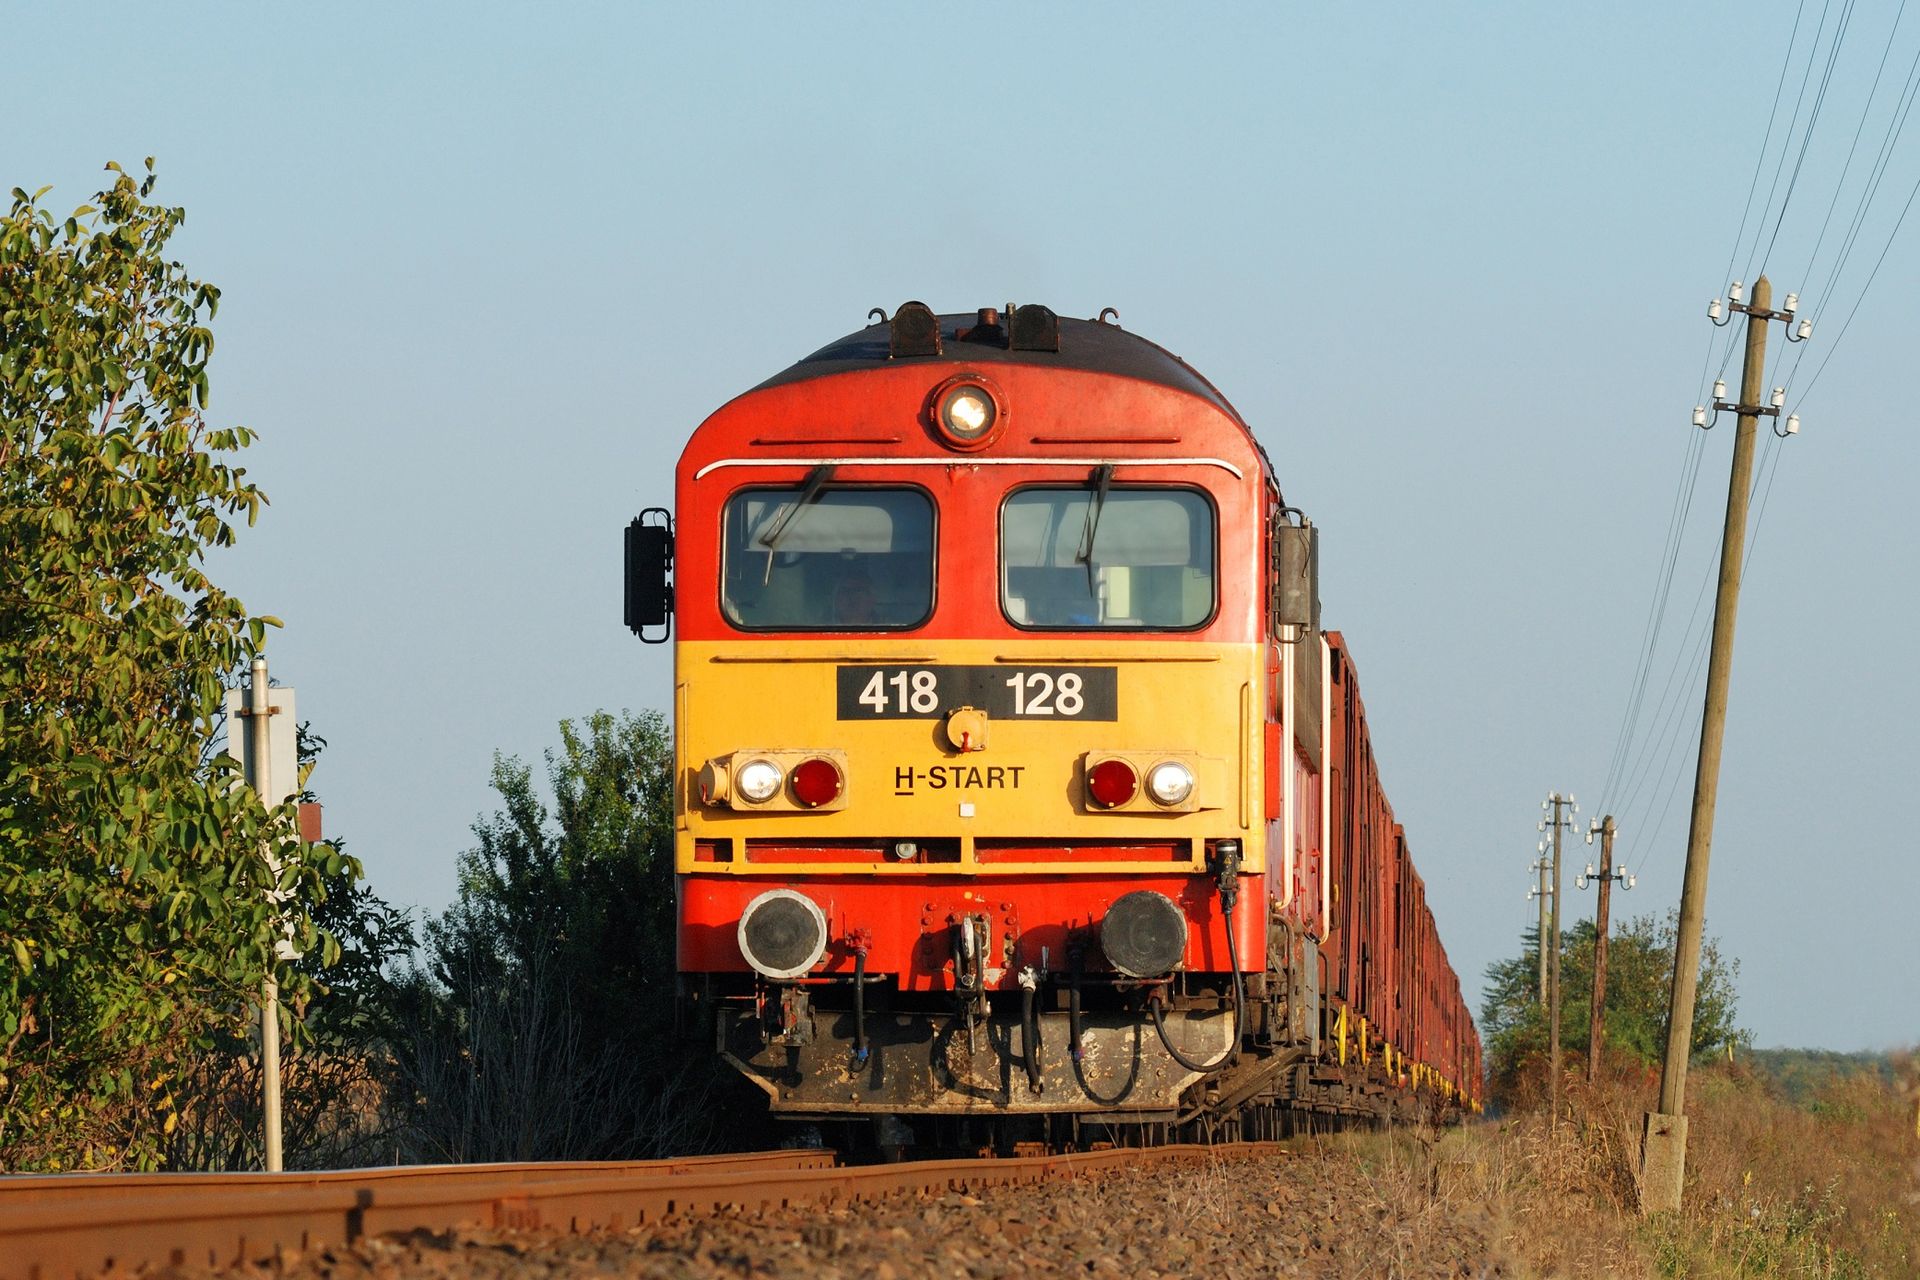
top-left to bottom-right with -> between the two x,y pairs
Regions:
1642,274 -> 1788,1214
1529,843 -> 1552,1005
1549,813 -> 1562,1119
1580,815 -> 1630,1084
1540,791 -> 1576,1125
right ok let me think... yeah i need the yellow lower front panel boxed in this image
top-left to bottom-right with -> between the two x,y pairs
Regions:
675,638 -> 1266,877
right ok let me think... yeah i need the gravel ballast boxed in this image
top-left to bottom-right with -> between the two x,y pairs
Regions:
166,1143 -> 1507,1280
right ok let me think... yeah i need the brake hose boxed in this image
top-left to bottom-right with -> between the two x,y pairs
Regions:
852,946 -> 869,1067
1070,944 -> 1143,1106
1150,890 -> 1245,1075
1019,968 -> 1044,1095
1069,947 -> 1086,1064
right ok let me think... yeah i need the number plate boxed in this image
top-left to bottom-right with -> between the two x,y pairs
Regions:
836,666 -> 1118,720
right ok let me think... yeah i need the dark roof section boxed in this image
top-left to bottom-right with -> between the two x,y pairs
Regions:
748,311 -> 1247,426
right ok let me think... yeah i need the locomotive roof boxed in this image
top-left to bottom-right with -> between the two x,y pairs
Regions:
750,310 -> 1246,424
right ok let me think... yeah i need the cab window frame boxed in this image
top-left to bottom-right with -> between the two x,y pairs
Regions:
718,481 -> 939,633
997,482 -> 1220,633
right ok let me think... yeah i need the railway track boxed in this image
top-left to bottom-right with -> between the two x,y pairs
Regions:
0,1141 -> 1291,1280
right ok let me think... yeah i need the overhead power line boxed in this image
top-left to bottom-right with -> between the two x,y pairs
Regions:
1740,0 -> 1838,284
1606,0 -> 1920,884
1793,0 -> 1911,297
1722,0 -> 1812,298
1757,0 -> 1858,274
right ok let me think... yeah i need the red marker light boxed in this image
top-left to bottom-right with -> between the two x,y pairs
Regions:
1086,758 -> 1138,808
790,757 -> 843,808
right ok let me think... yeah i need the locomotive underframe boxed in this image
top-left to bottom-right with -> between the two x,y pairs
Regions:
720,1001 -> 1226,1115
695,917 -> 1460,1135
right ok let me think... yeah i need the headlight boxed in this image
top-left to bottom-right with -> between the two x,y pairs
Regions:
1101,890 -> 1188,978
941,385 -> 994,438
931,375 -> 1004,451
1146,760 -> 1195,806
738,889 -> 828,979
735,758 -> 783,803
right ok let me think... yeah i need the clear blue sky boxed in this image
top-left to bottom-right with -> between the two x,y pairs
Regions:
10,4 -> 1916,1051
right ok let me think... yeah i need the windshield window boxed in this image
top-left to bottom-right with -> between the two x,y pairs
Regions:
722,486 -> 934,629
1001,486 -> 1215,629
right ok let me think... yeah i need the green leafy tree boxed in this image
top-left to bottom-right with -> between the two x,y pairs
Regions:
0,163 -> 344,1169
392,709 -> 716,1161
1480,911 -> 1744,1105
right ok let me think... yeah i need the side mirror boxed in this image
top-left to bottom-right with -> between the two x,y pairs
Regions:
624,508 -> 674,643
1275,517 -> 1319,636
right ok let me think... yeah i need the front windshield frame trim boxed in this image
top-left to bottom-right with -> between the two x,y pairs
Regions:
997,482 -> 1220,634
718,481 -> 939,633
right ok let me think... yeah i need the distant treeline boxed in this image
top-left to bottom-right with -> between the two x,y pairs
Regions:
1742,1046 -> 1904,1104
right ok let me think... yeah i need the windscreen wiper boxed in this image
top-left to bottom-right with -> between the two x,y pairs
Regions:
758,464 -> 835,552
1075,463 -> 1114,595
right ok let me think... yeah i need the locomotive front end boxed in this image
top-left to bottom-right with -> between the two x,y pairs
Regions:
637,306 -> 1320,1139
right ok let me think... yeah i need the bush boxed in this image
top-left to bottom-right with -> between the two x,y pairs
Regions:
388,710 -> 732,1161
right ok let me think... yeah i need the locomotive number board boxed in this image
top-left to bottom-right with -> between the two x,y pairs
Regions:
835,666 -> 1118,720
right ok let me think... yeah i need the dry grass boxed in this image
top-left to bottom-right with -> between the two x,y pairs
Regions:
1326,1125 -> 1506,1278
1329,1054 -> 1919,1278
1332,1117 -> 1648,1277
1646,1057 -> 1919,1278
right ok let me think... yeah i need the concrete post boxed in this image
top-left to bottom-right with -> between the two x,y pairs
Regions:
250,657 -> 284,1174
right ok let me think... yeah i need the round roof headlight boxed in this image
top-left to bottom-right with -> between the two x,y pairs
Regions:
931,375 -> 1004,451
1146,760 -> 1195,806
942,386 -> 994,437
735,758 -> 784,804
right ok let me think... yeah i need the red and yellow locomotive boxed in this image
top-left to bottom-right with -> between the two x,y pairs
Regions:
625,303 -> 1480,1145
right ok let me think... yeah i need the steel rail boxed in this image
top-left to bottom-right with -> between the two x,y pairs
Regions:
0,1142 -> 1288,1280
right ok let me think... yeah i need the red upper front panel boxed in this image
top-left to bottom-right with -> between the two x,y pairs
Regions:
675,355 -> 1270,645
